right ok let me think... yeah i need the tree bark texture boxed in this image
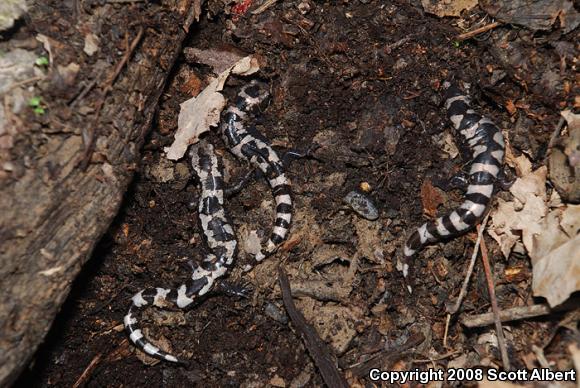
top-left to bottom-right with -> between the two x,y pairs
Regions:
0,1 -> 200,384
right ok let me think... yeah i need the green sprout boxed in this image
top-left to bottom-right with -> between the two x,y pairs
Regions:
35,56 -> 49,67
452,40 -> 461,48
28,96 -> 46,115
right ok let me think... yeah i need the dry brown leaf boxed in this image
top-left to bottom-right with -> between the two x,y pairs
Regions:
443,131 -> 460,159
561,110 -> 580,131
488,198 -> 523,258
83,33 -> 100,56
269,375 -> 286,388
529,209 -> 569,265
231,55 -> 261,75
549,110 -> 580,203
504,140 -> 533,177
560,205 -> 580,238
165,74 -> 227,160
436,131 -> 460,159
488,167 -> 548,258
421,179 -> 445,218
490,159 -> 580,306
421,0 -> 478,17
532,234 -> 580,307
239,226 -> 263,259
505,99 -> 517,115
164,55 -> 260,160
510,166 -> 547,205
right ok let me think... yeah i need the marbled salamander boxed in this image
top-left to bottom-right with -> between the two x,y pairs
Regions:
124,80 -> 293,363
124,141 -> 236,363
403,82 -> 505,271
221,80 -> 292,262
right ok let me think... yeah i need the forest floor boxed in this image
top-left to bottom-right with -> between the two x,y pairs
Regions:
7,0 -> 579,386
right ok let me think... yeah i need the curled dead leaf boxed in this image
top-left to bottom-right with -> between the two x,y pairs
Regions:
164,55 -> 260,160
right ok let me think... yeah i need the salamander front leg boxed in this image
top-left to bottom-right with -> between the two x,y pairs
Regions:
214,280 -> 252,298
281,144 -> 321,168
224,168 -> 262,198
496,167 -> 515,191
432,170 -> 470,192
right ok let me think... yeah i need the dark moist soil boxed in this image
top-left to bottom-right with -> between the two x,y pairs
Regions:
14,0 -> 578,387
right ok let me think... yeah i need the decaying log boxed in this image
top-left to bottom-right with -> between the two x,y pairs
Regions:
0,1 -> 200,384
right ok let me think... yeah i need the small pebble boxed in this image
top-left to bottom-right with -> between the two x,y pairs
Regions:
359,181 -> 372,192
344,190 -> 379,220
264,302 -> 288,324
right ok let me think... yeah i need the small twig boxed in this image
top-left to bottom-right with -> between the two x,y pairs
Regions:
105,27 -> 144,93
456,21 -> 501,41
5,76 -> 44,92
385,36 -> 413,53
72,353 -> 102,388
444,212 -> 490,348
251,0 -> 278,14
69,76 -> 100,107
443,313 -> 451,349
448,212 -> 491,315
278,266 -> 349,388
532,345 -> 551,369
479,226 -> 511,370
461,304 -> 553,328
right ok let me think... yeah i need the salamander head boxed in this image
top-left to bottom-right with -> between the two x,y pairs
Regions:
235,79 -> 270,112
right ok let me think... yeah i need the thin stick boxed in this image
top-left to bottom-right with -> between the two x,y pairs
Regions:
72,353 -> 102,388
278,266 -> 349,388
456,22 -> 501,41
6,76 -> 44,92
479,226 -> 511,370
444,212 -> 490,347
443,313 -> 451,349
461,304 -> 552,328
532,345 -> 551,368
69,77 -> 99,107
251,0 -> 278,14
448,212 -> 491,315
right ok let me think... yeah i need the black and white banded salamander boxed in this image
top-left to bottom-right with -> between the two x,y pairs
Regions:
403,82 -> 505,273
124,81 -> 292,363
221,80 -> 292,262
125,141 -> 236,363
